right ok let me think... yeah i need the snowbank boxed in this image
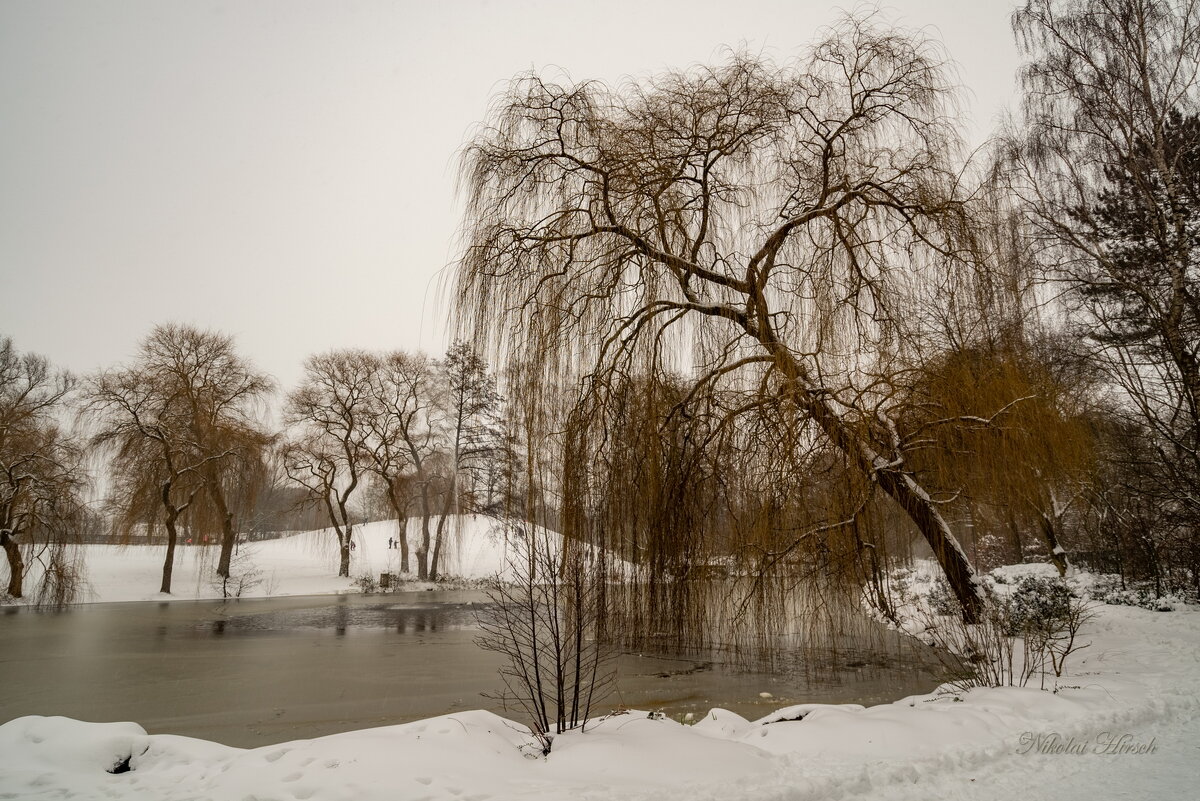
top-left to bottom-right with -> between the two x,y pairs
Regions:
6,515 -> 546,605
2,601 -> 1197,800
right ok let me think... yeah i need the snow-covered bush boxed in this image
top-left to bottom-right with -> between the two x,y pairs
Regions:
1004,575 -> 1076,634
353,573 -> 379,594
888,566 -> 914,594
915,573 -> 1090,690
975,533 -> 1012,573
1003,575 -> 1091,684
1090,575 -> 1185,611
926,578 -> 961,617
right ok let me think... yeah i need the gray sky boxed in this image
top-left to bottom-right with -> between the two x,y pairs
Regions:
0,0 -> 1021,390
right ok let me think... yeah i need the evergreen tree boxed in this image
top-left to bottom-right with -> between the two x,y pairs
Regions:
1085,110 -> 1200,371
429,342 -> 501,579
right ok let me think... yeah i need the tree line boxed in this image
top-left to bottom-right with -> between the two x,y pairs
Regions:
0,328 -> 508,601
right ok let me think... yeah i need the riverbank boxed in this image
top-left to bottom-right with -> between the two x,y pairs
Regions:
2,598 -> 1196,800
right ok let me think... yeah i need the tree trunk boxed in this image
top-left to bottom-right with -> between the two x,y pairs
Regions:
430,489 -> 455,581
216,512 -> 236,578
765,338 -> 985,622
161,507 -> 181,594
207,477 -> 236,578
2,529 -> 24,598
415,483 -> 433,580
874,468 -> 984,622
1039,513 -> 1070,577
396,515 -> 409,573
387,484 -> 410,573
1005,509 -> 1025,565
337,510 -> 353,578
159,481 -> 183,594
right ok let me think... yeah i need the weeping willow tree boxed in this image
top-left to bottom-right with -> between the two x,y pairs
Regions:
552,368 -> 883,654
86,325 -> 273,593
0,338 -> 87,604
455,15 -> 990,623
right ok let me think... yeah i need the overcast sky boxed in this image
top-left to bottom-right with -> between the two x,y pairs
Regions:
0,0 -> 1022,389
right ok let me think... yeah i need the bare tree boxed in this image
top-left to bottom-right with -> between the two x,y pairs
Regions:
0,338 -> 86,600
455,17 -> 987,619
282,350 -> 373,577
476,522 -> 614,753
359,351 -> 440,576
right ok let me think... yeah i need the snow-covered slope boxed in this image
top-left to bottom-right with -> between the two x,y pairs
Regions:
9,515 -> 548,605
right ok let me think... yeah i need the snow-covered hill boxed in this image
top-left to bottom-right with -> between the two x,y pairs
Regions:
10,515 -> 550,605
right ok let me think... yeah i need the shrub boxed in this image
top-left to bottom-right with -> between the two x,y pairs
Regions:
1005,575 -> 1076,634
1090,575 -> 1186,610
210,546 -> 264,599
353,573 -> 379,594
1005,575 -> 1091,685
927,577 -> 961,617
921,574 -> 1091,690
476,522 -> 615,755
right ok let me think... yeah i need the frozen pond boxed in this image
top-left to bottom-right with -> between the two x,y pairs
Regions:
0,592 -> 947,747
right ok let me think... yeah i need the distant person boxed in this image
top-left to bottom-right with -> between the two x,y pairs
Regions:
349,539 -> 356,551
388,537 -> 394,549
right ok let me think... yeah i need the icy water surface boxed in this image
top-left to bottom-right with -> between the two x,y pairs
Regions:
0,592 -> 946,747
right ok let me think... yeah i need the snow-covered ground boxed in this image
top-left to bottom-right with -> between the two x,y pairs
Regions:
11,515 -> 539,604
2,538 -> 1197,800
2,534 -> 1200,796
1,600 -> 1196,800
